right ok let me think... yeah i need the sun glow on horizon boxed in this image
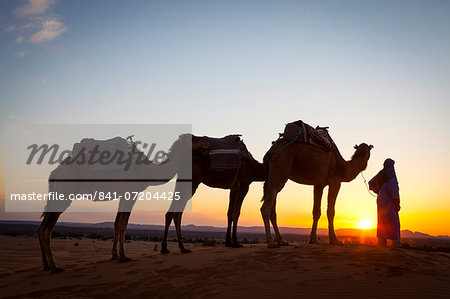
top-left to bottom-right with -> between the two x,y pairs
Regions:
358,219 -> 374,230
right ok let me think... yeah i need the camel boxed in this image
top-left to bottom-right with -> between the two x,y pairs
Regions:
260,127 -> 373,247
38,134 -> 191,272
161,134 -> 265,253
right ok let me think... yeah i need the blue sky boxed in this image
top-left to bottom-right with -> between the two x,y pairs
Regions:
2,0 -> 448,158
1,0 -> 450,234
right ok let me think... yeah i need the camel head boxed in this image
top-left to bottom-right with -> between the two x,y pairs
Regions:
352,143 -> 373,163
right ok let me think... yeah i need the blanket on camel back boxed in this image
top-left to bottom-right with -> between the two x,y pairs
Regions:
72,136 -> 134,171
283,120 -> 332,151
207,135 -> 241,170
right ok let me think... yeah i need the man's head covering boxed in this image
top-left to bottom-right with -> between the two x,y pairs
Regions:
383,158 -> 396,179
383,158 -> 395,168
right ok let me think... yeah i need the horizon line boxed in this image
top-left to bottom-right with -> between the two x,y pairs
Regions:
1,219 -> 448,238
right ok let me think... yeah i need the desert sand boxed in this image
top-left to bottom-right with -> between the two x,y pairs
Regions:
1,235 -> 449,298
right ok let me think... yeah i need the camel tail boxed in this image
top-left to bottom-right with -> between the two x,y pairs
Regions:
261,180 -> 268,202
260,150 -> 272,202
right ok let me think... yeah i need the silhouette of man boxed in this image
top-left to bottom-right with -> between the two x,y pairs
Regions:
369,158 -> 401,247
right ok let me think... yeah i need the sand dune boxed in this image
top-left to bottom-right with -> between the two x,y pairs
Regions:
1,235 -> 449,298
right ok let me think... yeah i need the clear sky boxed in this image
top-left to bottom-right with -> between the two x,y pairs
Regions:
1,0 -> 449,235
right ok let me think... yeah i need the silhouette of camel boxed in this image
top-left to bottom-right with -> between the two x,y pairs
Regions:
260,128 -> 373,247
161,134 -> 265,254
38,134 -> 191,272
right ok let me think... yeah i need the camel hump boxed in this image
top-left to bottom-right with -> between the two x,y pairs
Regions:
207,135 -> 241,151
283,120 -> 304,141
206,135 -> 242,170
72,136 -> 133,171
74,137 -> 131,155
282,120 -> 333,151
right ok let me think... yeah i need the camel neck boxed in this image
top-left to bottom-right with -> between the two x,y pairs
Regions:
343,154 -> 368,182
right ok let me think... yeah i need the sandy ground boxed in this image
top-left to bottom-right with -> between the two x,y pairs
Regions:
1,235 -> 449,298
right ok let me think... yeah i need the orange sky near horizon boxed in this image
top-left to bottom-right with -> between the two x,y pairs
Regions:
1,174 -> 449,237
0,120 -> 449,236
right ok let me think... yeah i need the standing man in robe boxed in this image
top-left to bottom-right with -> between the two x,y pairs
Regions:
369,158 -> 401,247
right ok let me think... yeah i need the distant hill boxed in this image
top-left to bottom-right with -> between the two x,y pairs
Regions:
0,220 -> 448,239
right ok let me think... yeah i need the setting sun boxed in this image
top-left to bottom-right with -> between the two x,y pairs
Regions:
358,219 -> 374,230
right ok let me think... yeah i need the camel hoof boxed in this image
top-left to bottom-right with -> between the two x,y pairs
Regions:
329,239 -> 343,245
181,248 -> 192,254
51,267 -> 64,273
111,255 -> 119,261
160,248 -> 170,254
278,240 -> 289,246
309,236 -> 318,244
118,257 -> 132,262
225,242 -> 232,247
267,243 -> 280,249
232,243 -> 244,248
43,265 -> 51,271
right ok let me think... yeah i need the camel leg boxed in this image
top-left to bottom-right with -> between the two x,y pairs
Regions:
226,186 -> 238,247
38,213 -> 51,270
231,183 -> 249,248
261,185 -> 278,248
262,157 -> 291,248
118,212 -> 132,262
327,182 -> 342,245
270,201 -> 289,246
174,212 -> 191,253
261,171 -> 288,249
309,185 -> 324,244
161,181 -> 198,254
37,212 -> 63,273
174,182 -> 197,253
161,211 -> 174,254
111,212 -> 121,260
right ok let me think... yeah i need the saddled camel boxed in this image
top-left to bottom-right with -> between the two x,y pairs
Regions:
161,134 -> 265,253
38,134 -> 191,272
261,127 -> 373,247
